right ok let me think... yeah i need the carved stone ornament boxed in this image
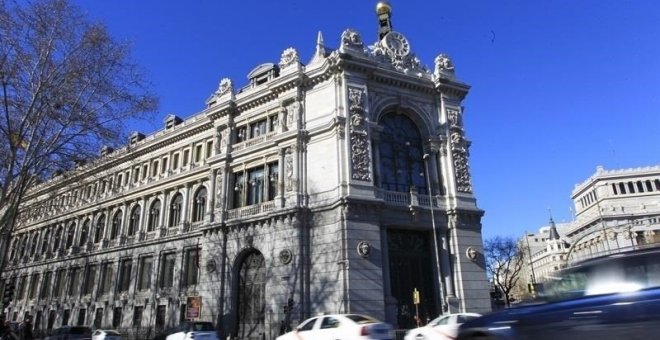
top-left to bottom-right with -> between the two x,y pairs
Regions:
369,31 -> 426,74
434,54 -> 455,77
279,249 -> 293,264
215,172 -> 224,208
279,47 -> 299,69
446,108 -> 461,128
340,29 -> 364,51
357,241 -> 371,258
465,247 -> 478,261
206,259 -> 216,273
285,150 -> 294,191
453,150 -> 473,193
351,134 -> 371,181
215,78 -> 232,97
348,88 -> 364,109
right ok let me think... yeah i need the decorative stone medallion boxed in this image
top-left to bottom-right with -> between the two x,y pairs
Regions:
206,259 -> 216,273
279,249 -> 293,264
465,247 -> 478,261
357,241 -> 371,258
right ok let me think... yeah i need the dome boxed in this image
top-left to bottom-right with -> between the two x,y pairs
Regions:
376,1 -> 392,16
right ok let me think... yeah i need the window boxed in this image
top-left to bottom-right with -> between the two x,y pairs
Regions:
619,182 -> 627,194
66,224 -> 75,249
298,317 -> 318,332
94,308 -> 104,329
162,158 -> 169,173
646,180 -> 653,192
40,271 -> 51,300
29,233 -> 37,256
117,174 -> 123,188
148,200 -> 161,232
100,262 -> 114,295
17,276 -> 26,300
77,308 -> 86,326
83,265 -> 97,296
655,179 -> 660,191
152,161 -> 159,177
53,269 -> 66,298
128,205 -> 140,236
268,163 -> 279,200
54,227 -> 63,252
236,126 -> 248,143
68,268 -> 80,297
111,211 -> 122,240
137,256 -> 153,291
95,214 -> 106,244
169,194 -> 183,227
206,141 -> 213,159
133,306 -> 144,327
118,259 -> 133,293
183,150 -> 190,166
133,167 -> 140,183
79,221 -> 90,246
63,309 -> 70,326
156,305 -> 167,330
194,144 -> 203,163
41,230 -> 51,255
612,183 -> 618,195
320,316 -> 339,329
29,273 -> 40,300
159,252 -> 176,288
233,162 -> 279,208
183,248 -> 200,287
173,154 -> 180,170
637,181 -> 644,193
192,188 -> 207,222
628,182 -> 635,193
142,164 -> 148,180
112,307 -> 122,328
377,113 -> 426,194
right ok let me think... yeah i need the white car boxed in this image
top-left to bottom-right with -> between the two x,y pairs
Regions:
164,321 -> 218,340
404,313 -> 481,340
91,330 -> 124,340
276,314 -> 393,340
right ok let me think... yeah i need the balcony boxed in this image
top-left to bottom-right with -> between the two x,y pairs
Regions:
227,201 -> 276,220
231,132 -> 277,152
374,188 -> 445,210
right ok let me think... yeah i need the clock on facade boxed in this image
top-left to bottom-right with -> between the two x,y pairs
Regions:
382,31 -> 410,57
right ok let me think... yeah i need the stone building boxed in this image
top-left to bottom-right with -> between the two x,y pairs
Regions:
2,3 -> 490,339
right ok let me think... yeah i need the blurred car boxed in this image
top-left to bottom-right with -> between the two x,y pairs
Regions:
164,321 -> 218,340
404,313 -> 481,340
92,330 -> 123,340
457,247 -> 660,340
276,314 -> 393,340
45,326 -> 93,340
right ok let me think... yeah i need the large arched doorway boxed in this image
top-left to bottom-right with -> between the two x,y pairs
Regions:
234,251 -> 266,340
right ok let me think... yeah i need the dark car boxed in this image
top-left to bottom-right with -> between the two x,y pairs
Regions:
457,247 -> 660,340
45,326 -> 93,340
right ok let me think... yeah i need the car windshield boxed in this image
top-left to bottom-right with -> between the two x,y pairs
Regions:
344,315 -> 377,324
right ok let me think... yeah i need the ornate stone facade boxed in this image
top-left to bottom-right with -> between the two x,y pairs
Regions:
2,10 -> 489,340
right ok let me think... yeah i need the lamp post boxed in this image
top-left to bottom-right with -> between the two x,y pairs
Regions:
423,153 -> 447,313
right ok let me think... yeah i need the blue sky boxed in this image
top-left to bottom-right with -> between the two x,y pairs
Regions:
72,0 -> 660,240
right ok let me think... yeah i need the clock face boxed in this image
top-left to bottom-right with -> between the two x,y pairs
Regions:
383,31 -> 410,57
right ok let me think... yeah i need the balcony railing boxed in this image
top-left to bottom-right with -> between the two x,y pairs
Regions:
227,201 -> 276,219
374,188 -> 443,209
231,132 -> 276,152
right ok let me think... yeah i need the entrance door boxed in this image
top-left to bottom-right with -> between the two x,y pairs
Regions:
388,230 -> 438,329
236,252 -> 266,340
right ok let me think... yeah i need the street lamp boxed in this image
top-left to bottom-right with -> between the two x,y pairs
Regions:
423,153 -> 447,313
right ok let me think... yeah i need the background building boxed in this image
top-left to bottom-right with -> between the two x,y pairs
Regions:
2,3 -> 490,339
517,165 -> 660,296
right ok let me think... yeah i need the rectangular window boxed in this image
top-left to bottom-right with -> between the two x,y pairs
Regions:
94,308 -> 103,329
194,144 -> 202,163
159,252 -> 176,288
152,161 -> 159,177
63,310 -> 70,326
133,306 -> 144,327
233,172 -> 246,208
68,268 -> 80,297
156,305 -> 167,330
236,126 -> 248,143
17,276 -> 26,300
29,273 -> 40,300
206,141 -> 213,159
83,264 -> 97,295
53,270 -> 66,298
137,256 -> 154,291
162,158 -> 169,173
40,271 -> 52,300
118,259 -> 133,293
112,307 -> 122,328
124,171 -> 130,185
142,164 -> 148,180
100,263 -> 114,295
268,162 -> 279,201
173,154 -> 179,170
183,248 -> 200,287
269,114 -> 278,132
183,150 -> 190,166
133,168 -> 140,183
77,308 -> 86,326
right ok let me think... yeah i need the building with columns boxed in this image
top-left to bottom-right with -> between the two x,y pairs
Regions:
2,2 -> 490,339
517,165 -> 660,298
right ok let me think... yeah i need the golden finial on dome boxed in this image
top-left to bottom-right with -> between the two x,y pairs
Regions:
376,1 -> 392,16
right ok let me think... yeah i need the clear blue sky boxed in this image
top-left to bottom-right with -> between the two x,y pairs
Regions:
72,0 -> 660,240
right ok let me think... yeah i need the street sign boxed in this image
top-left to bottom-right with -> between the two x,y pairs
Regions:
413,288 -> 420,305
186,296 -> 202,320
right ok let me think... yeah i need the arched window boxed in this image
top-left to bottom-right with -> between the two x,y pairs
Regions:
377,113 -> 426,194
95,214 -> 106,243
111,211 -> 122,240
66,223 -> 76,249
54,227 -> 63,251
192,188 -> 207,222
79,220 -> 90,246
9,239 -> 17,260
148,200 -> 161,232
128,205 -> 140,236
169,193 -> 183,227
41,230 -> 51,254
